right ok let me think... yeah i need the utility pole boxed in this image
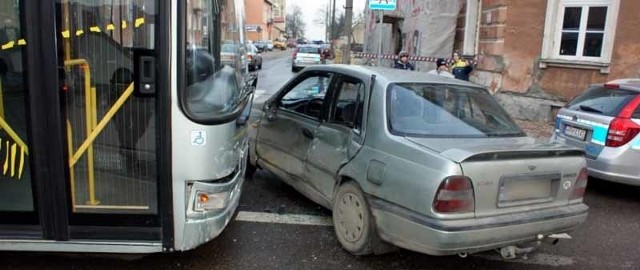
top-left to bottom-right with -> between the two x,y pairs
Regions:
330,0 -> 336,54
325,2 -> 330,42
342,0 -> 353,64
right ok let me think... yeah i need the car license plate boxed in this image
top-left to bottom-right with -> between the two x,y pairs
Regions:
498,174 -> 558,207
564,126 -> 587,141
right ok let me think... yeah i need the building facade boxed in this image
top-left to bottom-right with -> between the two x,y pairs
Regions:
245,0 -> 273,41
271,0 -> 286,41
365,0 -> 640,121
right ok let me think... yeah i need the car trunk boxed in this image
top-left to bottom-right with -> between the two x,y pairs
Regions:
555,109 -> 614,159
406,137 -> 585,218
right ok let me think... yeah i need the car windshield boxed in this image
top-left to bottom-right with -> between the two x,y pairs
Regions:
566,86 -> 637,117
387,83 -> 525,138
298,47 -> 319,54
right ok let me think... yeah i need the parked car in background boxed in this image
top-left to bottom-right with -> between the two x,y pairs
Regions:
266,41 -> 274,51
248,65 -> 589,258
291,45 -> 323,72
287,39 -> 297,48
221,43 -> 238,67
552,79 -> 640,186
246,44 -> 262,71
254,40 -> 267,52
273,40 -> 287,50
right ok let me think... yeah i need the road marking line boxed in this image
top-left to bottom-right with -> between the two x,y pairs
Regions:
235,211 -> 333,226
473,253 -> 575,267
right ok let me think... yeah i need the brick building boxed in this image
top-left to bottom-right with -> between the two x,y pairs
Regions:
245,0 -> 274,41
365,0 -> 640,121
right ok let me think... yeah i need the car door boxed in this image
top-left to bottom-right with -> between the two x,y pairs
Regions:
305,75 -> 367,200
256,71 -> 334,181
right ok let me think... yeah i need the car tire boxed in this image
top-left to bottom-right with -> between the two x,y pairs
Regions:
333,181 -> 379,256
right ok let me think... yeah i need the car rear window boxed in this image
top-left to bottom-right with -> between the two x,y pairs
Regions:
566,87 -> 638,117
387,83 -> 524,138
298,47 -> 319,54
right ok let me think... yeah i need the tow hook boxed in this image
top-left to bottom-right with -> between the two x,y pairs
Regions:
499,235 -> 544,260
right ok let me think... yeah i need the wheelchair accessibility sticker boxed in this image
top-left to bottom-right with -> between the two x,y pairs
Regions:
191,131 -> 207,146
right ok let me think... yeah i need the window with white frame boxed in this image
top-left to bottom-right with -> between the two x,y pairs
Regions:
541,0 -> 620,68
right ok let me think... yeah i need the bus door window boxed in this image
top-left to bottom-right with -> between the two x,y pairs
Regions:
56,0 -> 158,214
0,0 -> 35,216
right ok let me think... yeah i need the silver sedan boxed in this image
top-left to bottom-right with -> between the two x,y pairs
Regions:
247,65 -> 588,258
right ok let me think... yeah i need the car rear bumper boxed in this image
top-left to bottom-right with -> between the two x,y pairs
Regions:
587,159 -> 640,185
369,197 -> 588,256
292,62 -> 321,68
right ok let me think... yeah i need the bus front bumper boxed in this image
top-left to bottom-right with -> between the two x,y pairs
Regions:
178,165 -> 245,251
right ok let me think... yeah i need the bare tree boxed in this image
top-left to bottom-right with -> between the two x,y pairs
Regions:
286,5 -> 306,40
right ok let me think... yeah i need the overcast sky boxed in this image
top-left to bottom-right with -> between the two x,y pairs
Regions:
287,0 -> 367,41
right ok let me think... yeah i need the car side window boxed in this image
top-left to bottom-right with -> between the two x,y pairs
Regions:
331,78 -> 365,131
279,74 -> 332,119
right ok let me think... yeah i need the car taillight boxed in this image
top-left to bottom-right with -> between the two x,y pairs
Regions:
606,95 -> 640,147
570,167 -> 589,201
247,55 -> 253,61
606,118 -> 640,147
433,176 -> 475,213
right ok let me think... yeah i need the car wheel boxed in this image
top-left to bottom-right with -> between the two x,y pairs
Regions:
333,181 -> 378,256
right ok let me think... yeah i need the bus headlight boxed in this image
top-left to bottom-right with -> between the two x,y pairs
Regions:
194,191 -> 229,212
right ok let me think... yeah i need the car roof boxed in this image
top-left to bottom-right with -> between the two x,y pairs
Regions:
303,65 -> 480,88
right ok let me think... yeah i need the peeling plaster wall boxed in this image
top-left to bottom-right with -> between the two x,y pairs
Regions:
364,0 -> 463,71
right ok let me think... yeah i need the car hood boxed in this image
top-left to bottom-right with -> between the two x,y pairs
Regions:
405,136 -> 582,163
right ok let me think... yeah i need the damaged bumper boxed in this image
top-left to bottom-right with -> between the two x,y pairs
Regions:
176,147 -> 247,251
369,197 -> 588,256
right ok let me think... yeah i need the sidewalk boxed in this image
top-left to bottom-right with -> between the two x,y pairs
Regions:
514,119 -> 554,140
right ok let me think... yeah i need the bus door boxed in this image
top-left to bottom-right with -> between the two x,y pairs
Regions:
0,0 -> 170,247
0,0 -> 39,231
56,0 -> 166,239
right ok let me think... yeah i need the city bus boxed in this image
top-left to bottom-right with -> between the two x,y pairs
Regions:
0,0 -> 254,253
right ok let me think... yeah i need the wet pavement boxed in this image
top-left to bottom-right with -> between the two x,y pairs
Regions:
1,52 -> 639,270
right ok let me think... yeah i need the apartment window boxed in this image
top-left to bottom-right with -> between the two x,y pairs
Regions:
541,0 -> 620,72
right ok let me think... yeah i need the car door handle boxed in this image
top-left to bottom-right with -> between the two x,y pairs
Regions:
301,128 -> 314,139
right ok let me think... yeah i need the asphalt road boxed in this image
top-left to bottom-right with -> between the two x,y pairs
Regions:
1,51 -> 639,270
